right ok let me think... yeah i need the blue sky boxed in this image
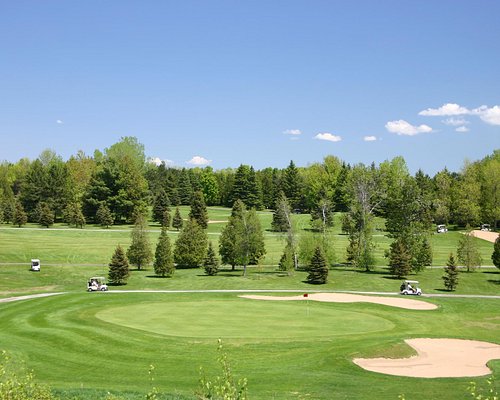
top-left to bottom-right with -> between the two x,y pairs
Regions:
1,0 -> 499,174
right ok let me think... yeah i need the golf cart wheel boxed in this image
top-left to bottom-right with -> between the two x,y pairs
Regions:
87,288 -> 93,292
101,287 -> 107,291
417,292 -> 422,296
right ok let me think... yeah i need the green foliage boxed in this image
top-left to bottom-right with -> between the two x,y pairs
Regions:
152,189 -> 171,224
0,351 -> 56,400
64,202 -> 86,228
162,209 -> 171,230
306,246 -> 329,284
38,202 -> 55,228
13,200 -> 27,227
271,192 -> 291,232
231,165 -> 263,210
388,239 -> 412,279
203,242 -> 220,276
443,253 -> 459,291
196,339 -> 248,400
457,228 -> 482,272
492,236 -> 500,269
96,203 -> 114,228
298,230 -> 336,268
310,198 -> 335,232
468,377 -> 499,400
278,243 -> 295,274
172,207 -> 183,230
189,191 -> 209,229
108,245 -> 130,285
200,167 -> 220,206
174,219 -> 208,268
127,215 -> 153,270
154,228 -> 174,277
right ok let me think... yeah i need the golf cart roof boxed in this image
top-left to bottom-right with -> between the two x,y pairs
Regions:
404,280 -> 419,284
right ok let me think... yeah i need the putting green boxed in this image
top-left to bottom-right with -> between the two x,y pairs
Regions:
97,299 -> 395,339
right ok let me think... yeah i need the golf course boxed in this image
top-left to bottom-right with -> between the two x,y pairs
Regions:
0,208 -> 499,399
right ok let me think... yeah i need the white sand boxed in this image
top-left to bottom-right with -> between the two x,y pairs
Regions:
240,293 -> 438,310
472,229 -> 499,243
353,338 -> 500,378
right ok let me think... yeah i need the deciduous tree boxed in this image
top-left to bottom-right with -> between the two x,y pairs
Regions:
492,235 -> 500,270
457,228 -> 482,272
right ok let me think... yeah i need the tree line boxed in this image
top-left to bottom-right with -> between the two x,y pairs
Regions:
0,137 -> 498,232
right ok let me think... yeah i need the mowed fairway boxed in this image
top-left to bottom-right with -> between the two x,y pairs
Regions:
0,208 -> 499,399
0,291 -> 499,399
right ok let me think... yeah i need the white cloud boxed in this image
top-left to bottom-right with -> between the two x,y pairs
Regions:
283,129 -> 302,136
148,157 -> 174,166
385,120 -> 433,136
419,103 -> 470,116
56,119 -> 64,124
442,117 -> 469,126
314,133 -> 342,142
472,105 -> 500,125
363,136 -> 377,142
456,126 -> 469,133
187,156 -> 211,166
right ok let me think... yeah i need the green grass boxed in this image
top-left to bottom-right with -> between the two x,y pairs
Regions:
0,207 -> 499,399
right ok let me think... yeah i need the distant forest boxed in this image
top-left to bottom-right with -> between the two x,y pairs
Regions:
0,137 -> 498,230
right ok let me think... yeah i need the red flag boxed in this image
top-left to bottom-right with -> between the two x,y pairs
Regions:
303,293 -> 308,298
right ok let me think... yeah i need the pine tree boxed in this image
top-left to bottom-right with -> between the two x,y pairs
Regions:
38,203 -> 54,228
388,239 -> 412,279
64,202 -> 85,228
457,228 -> 482,272
13,201 -> 28,227
152,189 -> 171,223
493,236 -> 500,270
278,243 -> 295,275
271,192 -> 291,232
172,207 -> 183,230
154,227 -> 174,277
108,245 -> 130,285
307,246 -> 329,284
96,203 -> 114,228
162,208 -> 171,229
174,219 -> 208,268
189,191 -> 209,229
127,214 -> 153,270
443,253 -> 459,291
203,241 -> 220,276
414,236 -> 433,271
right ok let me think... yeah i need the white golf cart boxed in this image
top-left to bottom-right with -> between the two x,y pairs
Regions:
30,259 -> 41,272
436,224 -> 448,233
480,224 -> 491,232
400,280 -> 422,296
87,277 -> 108,292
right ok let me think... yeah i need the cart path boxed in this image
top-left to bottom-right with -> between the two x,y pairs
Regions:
1,290 -> 500,304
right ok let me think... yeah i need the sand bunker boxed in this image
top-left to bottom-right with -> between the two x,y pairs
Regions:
472,229 -> 499,243
353,338 -> 500,378
240,293 -> 437,310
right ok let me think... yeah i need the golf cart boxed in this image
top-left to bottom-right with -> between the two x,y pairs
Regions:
87,277 -> 108,292
400,280 -> 422,296
480,224 -> 491,232
436,224 -> 448,233
30,259 -> 40,272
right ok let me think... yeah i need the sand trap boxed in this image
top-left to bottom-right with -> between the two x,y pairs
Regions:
353,338 -> 500,378
240,293 -> 437,310
472,230 -> 499,243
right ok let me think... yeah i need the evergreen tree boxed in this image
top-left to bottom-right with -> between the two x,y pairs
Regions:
172,207 -> 184,230
13,200 -> 27,227
414,236 -> 433,271
282,160 -> 303,210
457,227 -> 482,272
173,219 -> 208,268
96,202 -> 114,228
162,208 -> 171,229
203,241 -> 220,276
189,190 -> 209,229
108,245 -> 130,285
278,243 -> 295,275
388,239 -> 412,279
38,202 -> 54,228
493,236 -> 500,270
127,214 -> 153,270
153,227 -> 174,277
178,168 -> 193,205
152,189 -> 171,223
64,202 -> 85,228
307,246 -> 329,284
443,253 -> 459,291
271,192 -> 291,232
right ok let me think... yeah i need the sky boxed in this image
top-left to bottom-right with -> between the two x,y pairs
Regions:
1,0 -> 499,175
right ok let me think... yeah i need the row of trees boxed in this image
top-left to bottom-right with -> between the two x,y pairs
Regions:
0,137 -> 498,231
